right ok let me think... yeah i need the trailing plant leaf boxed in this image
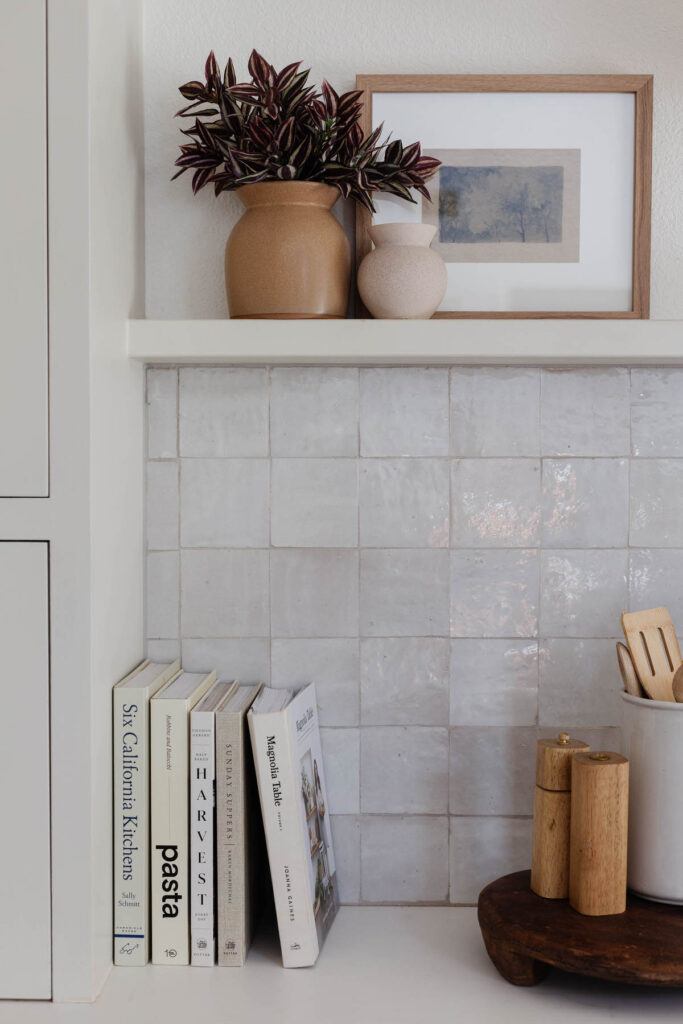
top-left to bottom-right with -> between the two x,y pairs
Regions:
173,49 -> 440,210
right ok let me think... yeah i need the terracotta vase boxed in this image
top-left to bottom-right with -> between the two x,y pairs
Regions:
357,222 -> 447,319
225,181 -> 350,319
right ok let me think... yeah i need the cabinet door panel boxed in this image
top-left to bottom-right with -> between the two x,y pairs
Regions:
0,1 -> 48,496
0,543 -> 51,998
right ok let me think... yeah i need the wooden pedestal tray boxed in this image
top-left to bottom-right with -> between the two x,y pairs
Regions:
478,870 -> 683,987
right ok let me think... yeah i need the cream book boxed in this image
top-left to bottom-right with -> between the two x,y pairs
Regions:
113,658 -> 180,965
215,682 -> 263,966
248,683 -> 338,968
151,669 -> 216,965
189,679 -> 237,966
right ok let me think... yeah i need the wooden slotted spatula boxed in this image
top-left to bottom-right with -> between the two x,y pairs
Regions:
616,641 -> 646,698
621,607 -> 682,702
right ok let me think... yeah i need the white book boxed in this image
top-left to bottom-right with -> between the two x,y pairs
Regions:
248,683 -> 338,968
215,682 -> 263,966
113,658 -> 180,966
189,680 -> 237,966
151,669 -> 216,965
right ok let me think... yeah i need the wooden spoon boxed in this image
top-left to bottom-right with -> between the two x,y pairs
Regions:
621,607 -> 681,702
673,664 -> 683,703
616,641 -> 646,698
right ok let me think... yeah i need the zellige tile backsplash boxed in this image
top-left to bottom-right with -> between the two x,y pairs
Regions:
145,365 -> 683,905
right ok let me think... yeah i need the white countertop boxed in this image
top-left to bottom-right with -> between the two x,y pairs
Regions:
5,907 -> 683,1023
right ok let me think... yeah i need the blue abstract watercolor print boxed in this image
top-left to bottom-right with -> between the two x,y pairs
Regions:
439,165 -> 564,244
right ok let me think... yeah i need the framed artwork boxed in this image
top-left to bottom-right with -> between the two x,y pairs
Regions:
355,75 -> 653,318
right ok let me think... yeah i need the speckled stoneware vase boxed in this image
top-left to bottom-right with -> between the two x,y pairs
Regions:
225,181 -> 350,319
357,222 -> 447,319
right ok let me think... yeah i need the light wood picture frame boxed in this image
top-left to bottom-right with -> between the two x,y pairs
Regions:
355,75 -> 653,319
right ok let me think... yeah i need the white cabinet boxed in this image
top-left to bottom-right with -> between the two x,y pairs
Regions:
0,543 -> 51,998
0,0 -> 144,1002
0,1 -> 49,496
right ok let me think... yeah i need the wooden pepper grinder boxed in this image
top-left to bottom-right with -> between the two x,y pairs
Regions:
531,733 -> 590,899
569,751 -> 629,916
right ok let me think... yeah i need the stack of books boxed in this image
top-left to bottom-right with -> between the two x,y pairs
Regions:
113,661 -> 337,969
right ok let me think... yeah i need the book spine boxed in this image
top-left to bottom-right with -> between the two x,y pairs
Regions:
151,700 -> 191,965
190,710 -> 216,965
216,712 -> 245,966
113,688 -> 149,965
248,710 -> 318,967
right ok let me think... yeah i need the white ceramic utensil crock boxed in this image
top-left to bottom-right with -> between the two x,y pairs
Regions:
621,691 -> 683,903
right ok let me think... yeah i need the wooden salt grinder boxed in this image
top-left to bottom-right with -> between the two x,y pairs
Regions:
531,733 -> 590,899
569,752 -> 629,916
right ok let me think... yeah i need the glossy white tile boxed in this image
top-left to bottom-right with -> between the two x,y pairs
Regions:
329,815 -> 360,903
147,367 -> 177,459
450,549 -> 539,638
142,360 -> 683,908
146,551 -> 179,638
541,368 -> 629,456
360,459 -> 449,548
450,368 -> 540,457
360,368 -> 449,456
181,637 -> 270,683
361,726 -> 449,814
540,549 -> 627,637
361,637 -> 449,726
451,459 -> 541,547
270,367 -> 358,456
542,458 -> 629,548
179,367 -> 268,457
146,460 -> 179,550
449,817 -> 532,903
631,369 -> 683,457
270,549 -> 358,637
360,549 -> 450,637
449,726 -> 536,815
320,728 -> 360,815
271,458 -> 358,547
181,549 -> 269,637
450,639 -> 538,726
145,639 -> 180,663
539,638 -> 621,727
180,458 -> 269,547
271,638 -> 359,726
361,816 -> 449,902
630,460 -> 683,547
629,549 -> 683,627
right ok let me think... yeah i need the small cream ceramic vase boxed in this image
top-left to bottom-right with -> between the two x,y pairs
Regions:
357,223 -> 447,319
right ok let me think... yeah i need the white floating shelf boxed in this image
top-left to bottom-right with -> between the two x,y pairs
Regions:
128,318 -> 683,366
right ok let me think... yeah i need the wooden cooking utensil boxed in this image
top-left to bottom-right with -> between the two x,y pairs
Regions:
673,664 -> 683,703
621,607 -> 682,702
616,641 -> 646,698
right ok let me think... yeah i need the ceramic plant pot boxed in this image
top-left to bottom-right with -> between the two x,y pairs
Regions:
357,222 -> 447,319
621,691 -> 683,903
225,181 -> 350,319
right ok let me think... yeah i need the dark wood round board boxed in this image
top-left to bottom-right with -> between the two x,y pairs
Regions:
478,870 -> 683,987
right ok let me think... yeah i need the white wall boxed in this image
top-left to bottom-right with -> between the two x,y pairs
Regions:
45,0 -> 145,1001
143,0 -> 683,320
89,0 -> 145,998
